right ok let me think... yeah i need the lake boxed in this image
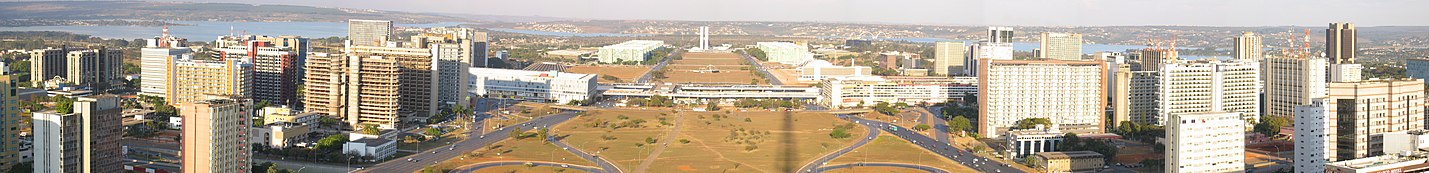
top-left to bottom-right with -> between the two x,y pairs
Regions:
0,21 -> 466,40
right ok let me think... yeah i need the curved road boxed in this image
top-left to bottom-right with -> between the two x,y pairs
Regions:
360,112 -> 581,173
450,161 -> 602,173
797,116 -> 880,173
848,115 -> 1026,173
549,136 -> 623,173
815,162 -> 951,173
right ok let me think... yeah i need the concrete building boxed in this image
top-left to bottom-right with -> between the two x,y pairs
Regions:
818,76 -> 976,109
348,19 -> 393,46
213,35 -> 306,107
1030,151 -> 1105,173
28,48 -> 122,90
166,58 -> 254,105
756,42 -> 814,65
344,43 -> 441,127
1166,112 -> 1245,173
1330,64 -> 1363,83
411,27 -> 487,106
139,35 -> 191,97
468,67 -> 598,104
342,55 -> 405,129
1264,55 -> 1328,118
1295,98 -> 1331,173
302,53 -> 345,120
179,98 -> 252,173
978,59 -> 1107,137
1039,32 -> 1083,61
1128,71 -> 1161,125
1003,125 -> 1064,159
1137,48 -> 1178,72
966,42 -> 1014,76
796,60 -> 872,83
1234,32 -> 1263,61
988,27 -> 1014,43
1383,130 -> 1429,155
343,138 -> 396,161
1109,63 -> 1131,128
1406,58 -> 1429,86
32,95 -> 123,173
1157,59 -> 1261,125
934,41 -> 966,76
0,65 -> 17,172
1325,152 -> 1429,173
597,40 -> 664,64
1327,23 -> 1357,64
260,106 -> 318,125
1328,79 -> 1426,160
251,122 -> 310,149
28,47 -> 70,87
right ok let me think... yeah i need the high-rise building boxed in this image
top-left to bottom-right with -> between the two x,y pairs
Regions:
1137,48 -> 1178,72
302,53 -> 345,120
179,97 -> 252,173
28,48 -> 121,89
1166,112 -> 1245,173
1327,79 -> 1425,160
0,63 -> 18,172
977,59 -> 1107,138
1407,58 -> 1429,86
1264,55 -> 1328,118
412,27 -> 485,106
1156,59 -> 1261,124
1294,98 -> 1331,173
213,35 -> 307,107
33,95 -> 123,173
1110,64 -> 1131,128
1327,23 -> 1357,64
1128,71 -> 1161,125
348,19 -> 394,46
988,27 -> 1014,43
139,29 -> 191,98
166,58 -> 254,105
343,55 -> 403,129
1039,32 -> 1083,61
1234,32 -> 1263,61
344,43 -> 439,125
966,42 -> 1014,76
934,41 -> 966,76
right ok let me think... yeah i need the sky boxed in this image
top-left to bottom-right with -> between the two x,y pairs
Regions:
169,0 -> 1428,26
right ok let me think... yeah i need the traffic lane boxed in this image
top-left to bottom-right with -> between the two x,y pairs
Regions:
450,161 -> 602,173
360,112 -> 578,173
798,118 -> 880,173
851,117 -> 1024,173
549,137 -> 620,173
816,162 -> 951,173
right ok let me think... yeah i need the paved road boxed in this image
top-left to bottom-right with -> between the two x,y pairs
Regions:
633,114 -> 684,173
359,112 -> 581,173
738,50 -> 783,85
450,161 -> 603,173
549,136 -> 622,173
847,115 -> 1025,173
919,106 -> 950,143
816,162 -> 952,173
635,51 -> 678,83
796,117 -> 880,173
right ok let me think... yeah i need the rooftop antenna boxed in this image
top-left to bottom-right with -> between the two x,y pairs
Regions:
159,24 -> 171,48
1302,29 -> 1311,54
229,26 -> 235,37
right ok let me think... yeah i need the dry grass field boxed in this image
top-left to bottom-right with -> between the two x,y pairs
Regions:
427,134 -> 595,172
663,52 -> 766,84
827,135 -> 976,173
566,65 -> 651,83
644,111 -> 864,173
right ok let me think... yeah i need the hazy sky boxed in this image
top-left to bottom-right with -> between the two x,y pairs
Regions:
173,0 -> 1428,26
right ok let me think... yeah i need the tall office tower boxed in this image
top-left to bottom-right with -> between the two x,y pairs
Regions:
1327,23 -> 1357,64
1327,79 -> 1425,160
966,42 -> 1014,76
1234,32 -> 1263,61
1137,48 -> 1178,71
1039,32 -> 1083,60
64,49 -> 122,90
33,95 -> 123,173
1109,64 -> 1132,128
1294,98 -> 1331,173
1408,58 -> 1429,86
988,27 -> 1014,43
977,59 -> 1107,138
412,27 -> 484,106
934,41 -> 966,76
344,43 -> 439,125
1128,71 -> 1161,125
213,36 -> 306,107
140,28 -> 191,97
1264,56 -> 1328,118
179,97 -> 252,173
699,26 -> 710,50
28,47 -> 71,87
1166,112 -> 1246,173
166,58 -> 254,105
0,63 -> 17,172
302,53 -> 344,118
472,31 -> 490,67
343,55 -> 403,129
1156,59 -> 1261,124
348,19 -> 394,46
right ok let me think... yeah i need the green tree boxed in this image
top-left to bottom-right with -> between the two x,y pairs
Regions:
314,134 -> 348,151
55,96 -> 75,114
745,48 -> 767,61
601,75 -> 623,83
360,124 -> 381,135
1254,115 -> 1291,136
913,124 -> 931,131
948,116 -> 973,135
872,102 -> 899,115
1014,118 -> 1053,129
424,128 -> 444,138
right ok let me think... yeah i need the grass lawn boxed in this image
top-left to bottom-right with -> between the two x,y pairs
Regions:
425,132 -> 596,173
827,135 -> 976,173
950,137 -> 1038,173
566,65 -> 651,83
820,166 -> 936,173
552,109 -> 679,172
675,52 -> 746,65
449,165 -> 591,173
645,111 -> 864,173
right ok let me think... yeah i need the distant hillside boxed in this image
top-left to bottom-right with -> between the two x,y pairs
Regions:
0,1 -> 473,23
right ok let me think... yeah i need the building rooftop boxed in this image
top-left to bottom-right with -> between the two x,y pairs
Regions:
756,42 -> 806,50
601,40 -> 664,50
1034,151 -> 1104,160
1328,152 -> 1429,170
470,67 -> 595,80
351,138 -> 393,145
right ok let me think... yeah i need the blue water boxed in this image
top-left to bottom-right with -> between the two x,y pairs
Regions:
485,28 -> 645,37
874,37 -> 1155,54
0,21 -> 466,40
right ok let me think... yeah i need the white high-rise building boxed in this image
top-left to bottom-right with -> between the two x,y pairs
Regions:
1128,71 -> 1162,125
978,59 -> 1107,138
1264,55 -> 1328,118
1294,98 -> 1331,173
1039,32 -> 1083,61
1234,32 -> 1263,61
1156,59 -> 1261,124
933,41 -> 966,76
1166,112 -> 1245,173
699,26 -> 710,50
139,30 -> 190,98
1330,63 -> 1363,82
966,42 -> 1014,76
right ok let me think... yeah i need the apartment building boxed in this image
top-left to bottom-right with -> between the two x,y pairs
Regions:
1157,59 -> 1261,124
179,98 -> 252,173
1039,32 -> 1083,61
213,35 -> 306,107
33,95 -> 123,173
1264,55 -> 1328,118
29,48 -> 122,89
1166,112 -> 1245,173
977,59 -> 1107,138
1327,79 -> 1425,160
818,76 -> 976,109
139,30 -> 190,97
166,58 -> 254,105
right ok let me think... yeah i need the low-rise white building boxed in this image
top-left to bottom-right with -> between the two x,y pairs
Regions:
596,40 -> 664,64
1325,152 -> 1429,173
755,42 -> 813,65
342,138 -> 396,161
1003,125 -> 1065,159
469,67 -> 598,104
796,60 -> 871,83
250,122 -> 311,149
817,76 -> 975,109
1166,112 -> 1245,173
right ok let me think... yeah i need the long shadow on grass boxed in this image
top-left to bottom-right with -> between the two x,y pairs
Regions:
781,111 -> 796,172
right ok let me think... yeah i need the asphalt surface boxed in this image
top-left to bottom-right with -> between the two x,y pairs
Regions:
635,51 -> 677,83
548,135 -> 623,173
359,112 -> 580,173
921,106 -> 950,143
633,114 -> 684,173
738,50 -> 783,85
845,115 -> 1026,173
816,162 -> 951,173
796,118 -> 880,173
450,161 -> 603,173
